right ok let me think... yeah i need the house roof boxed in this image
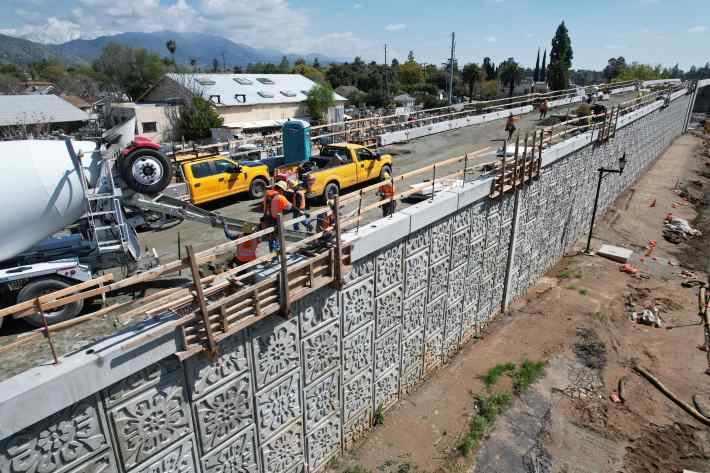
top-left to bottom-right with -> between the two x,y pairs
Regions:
393,93 -> 414,102
0,95 -> 90,126
61,95 -> 90,109
163,73 -> 347,107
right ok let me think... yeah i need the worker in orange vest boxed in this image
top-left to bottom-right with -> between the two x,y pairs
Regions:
505,113 -> 518,140
223,221 -> 258,266
262,181 -> 292,252
378,172 -> 396,217
289,180 -> 312,232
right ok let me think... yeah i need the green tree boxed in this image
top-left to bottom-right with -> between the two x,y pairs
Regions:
482,57 -> 496,81
279,56 -> 290,73
533,48 -> 540,82
617,62 -> 667,81
548,22 -> 573,90
399,60 -> 424,86
541,49 -> 547,81
305,83 -> 336,122
212,58 -> 219,72
175,96 -> 224,141
407,50 -> 415,63
166,39 -> 177,70
498,58 -> 522,96
462,63 -> 481,101
293,63 -> 326,84
93,43 -> 166,100
603,57 -> 626,83
313,58 -> 321,70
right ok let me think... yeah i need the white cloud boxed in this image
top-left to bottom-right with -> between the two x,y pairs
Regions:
385,23 -> 406,31
1,17 -> 82,43
688,25 -> 708,33
484,35 -> 496,42
354,2 -> 362,8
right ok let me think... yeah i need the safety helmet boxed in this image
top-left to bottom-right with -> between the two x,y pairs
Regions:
274,181 -> 288,192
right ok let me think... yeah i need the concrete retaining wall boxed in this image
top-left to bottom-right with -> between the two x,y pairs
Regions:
0,94 -> 692,473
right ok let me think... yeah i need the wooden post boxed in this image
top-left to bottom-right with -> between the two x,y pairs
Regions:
430,164 -> 437,202
36,300 -> 59,365
512,136 -> 520,191
186,245 -> 218,355
522,133 -> 529,184
355,190 -> 363,233
499,140 -> 507,197
389,172 -> 395,218
276,215 -> 291,317
462,152 -> 469,186
333,196 -> 344,287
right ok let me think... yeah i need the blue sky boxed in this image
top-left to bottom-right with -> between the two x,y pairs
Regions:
1,0 -> 708,70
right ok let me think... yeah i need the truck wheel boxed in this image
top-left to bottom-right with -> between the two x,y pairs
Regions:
380,165 -> 392,181
121,148 -> 174,195
324,182 -> 340,202
17,278 -> 84,328
249,177 -> 268,199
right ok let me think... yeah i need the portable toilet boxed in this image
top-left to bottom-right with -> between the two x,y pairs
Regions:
282,120 -> 311,165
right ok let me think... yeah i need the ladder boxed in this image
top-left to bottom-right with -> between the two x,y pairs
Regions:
82,155 -> 131,254
597,105 -> 620,144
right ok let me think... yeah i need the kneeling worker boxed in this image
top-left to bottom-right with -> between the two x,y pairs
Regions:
223,222 -> 258,267
378,172 -> 396,217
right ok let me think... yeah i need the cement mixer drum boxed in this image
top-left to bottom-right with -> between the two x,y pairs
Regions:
0,139 -> 87,261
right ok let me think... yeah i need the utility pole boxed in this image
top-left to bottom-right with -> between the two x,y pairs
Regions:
384,44 -> 389,100
448,32 -> 456,105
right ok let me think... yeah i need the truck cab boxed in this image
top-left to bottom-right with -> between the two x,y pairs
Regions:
276,143 -> 393,201
182,156 -> 270,205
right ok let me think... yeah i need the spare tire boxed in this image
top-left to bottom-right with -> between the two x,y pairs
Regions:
121,148 -> 173,195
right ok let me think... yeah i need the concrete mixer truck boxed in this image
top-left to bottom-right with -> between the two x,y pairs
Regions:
0,118 -> 261,329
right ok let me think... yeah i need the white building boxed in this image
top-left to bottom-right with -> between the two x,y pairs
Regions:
140,73 -> 347,138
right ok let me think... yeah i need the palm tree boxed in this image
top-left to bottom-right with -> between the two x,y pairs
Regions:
166,39 -> 177,71
462,63 -> 482,102
499,58 -> 521,97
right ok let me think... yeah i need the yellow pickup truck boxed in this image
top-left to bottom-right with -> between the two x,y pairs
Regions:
179,155 -> 270,205
276,143 -> 393,201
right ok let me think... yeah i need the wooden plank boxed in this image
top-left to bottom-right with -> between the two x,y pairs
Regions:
276,215 -> 290,318
186,245 -> 218,354
333,196 -> 343,288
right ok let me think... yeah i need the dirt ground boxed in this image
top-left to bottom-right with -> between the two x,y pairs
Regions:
330,134 -> 710,473
0,93 -> 635,381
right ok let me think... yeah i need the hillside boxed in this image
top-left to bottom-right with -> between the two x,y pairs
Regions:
0,31 -> 335,68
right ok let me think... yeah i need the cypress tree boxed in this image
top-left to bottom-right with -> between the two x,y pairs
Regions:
548,21 -> 574,90
533,48 -> 540,82
541,49 -> 547,81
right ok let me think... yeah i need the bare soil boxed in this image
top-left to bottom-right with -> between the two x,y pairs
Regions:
331,133 -> 710,473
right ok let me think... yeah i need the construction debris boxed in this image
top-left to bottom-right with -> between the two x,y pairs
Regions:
630,306 -> 663,328
663,216 -> 701,243
597,244 -> 633,263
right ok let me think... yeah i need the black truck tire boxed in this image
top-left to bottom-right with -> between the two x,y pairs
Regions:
121,148 -> 174,195
17,278 -> 83,327
249,177 -> 268,199
324,181 -> 340,202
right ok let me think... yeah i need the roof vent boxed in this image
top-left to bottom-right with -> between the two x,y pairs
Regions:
258,91 -> 274,98
256,77 -> 275,85
280,90 -> 297,97
197,78 -> 216,86
233,77 -> 253,85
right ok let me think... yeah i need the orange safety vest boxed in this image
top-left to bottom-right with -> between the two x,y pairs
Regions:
292,189 -> 306,210
379,182 -> 395,199
235,239 -> 258,263
263,189 -> 278,215
270,194 -> 290,218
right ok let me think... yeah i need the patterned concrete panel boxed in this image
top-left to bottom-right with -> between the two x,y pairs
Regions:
342,257 -> 374,287
429,219 -> 451,263
251,317 -> 300,390
0,396 -> 109,473
302,321 -> 340,385
103,356 -> 181,409
202,427 -> 258,473
294,286 -> 339,339
374,368 -> 399,412
303,370 -> 339,432
194,371 -> 254,454
343,371 -> 373,422
108,375 -> 192,471
375,243 -> 403,294
341,276 -> 375,336
400,329 -> 424,374
305,414 -> 341,471
70,451 -> 118,473
185,332 -> 249,401
402,289 -> 426,335
424,296 -> 446,336
134,437 -> 199,473
428,258 -> 449,302
399,364 -> 423,397
255,371 -> 301,443
374,326 -> 401,374
259,420 -> 304,473
341,322 -> 373,381
449,228 -> 470,270
375,284 -> 403,338
451,206 -> 471,233
423,332 -> 443,373
470,202 -> 487,242
448,264 -> 466,301
406,228 -> 430,257
342,409 -> 371,451
404,249 -> 429,298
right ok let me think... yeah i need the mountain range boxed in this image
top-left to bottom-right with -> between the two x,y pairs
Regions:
0,31 -> 336,69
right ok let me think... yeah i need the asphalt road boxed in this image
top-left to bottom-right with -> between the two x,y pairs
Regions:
138,93 -> 635,263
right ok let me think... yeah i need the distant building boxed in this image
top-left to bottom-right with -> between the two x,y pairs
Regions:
19,81 -> 56,95
140,73 -> 348,138
108,103 -> 177,143
0,94 -> 89,136
393,93 -> 416,115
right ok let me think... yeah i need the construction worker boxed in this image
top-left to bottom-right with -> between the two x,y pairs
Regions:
378,172 -> 396,217
316,199 -> 336,246
261,181 -> 292,252
289,180 -> 312,232
223,222 -> 258,266
538,99 -> 549,120
505,113 -> 517,140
